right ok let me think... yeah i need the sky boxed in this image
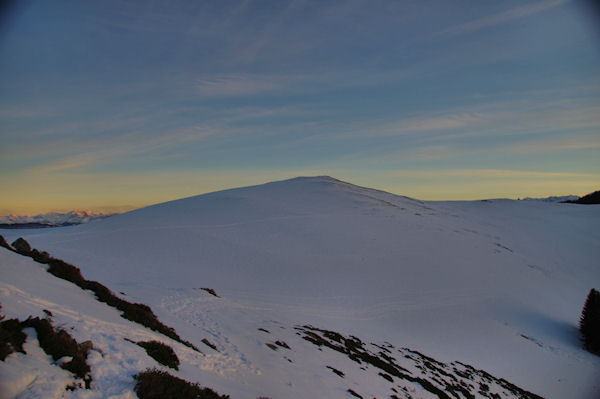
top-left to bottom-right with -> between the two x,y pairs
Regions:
1,0 -> 599,214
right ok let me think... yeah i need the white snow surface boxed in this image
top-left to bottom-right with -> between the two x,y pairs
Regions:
1,176 -> 599,398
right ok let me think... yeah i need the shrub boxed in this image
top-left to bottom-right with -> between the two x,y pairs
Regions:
200,288 -> 220,298
21,317 -> 92,387
30,249 -> 51,263
136,340 -> 180,370
0,235 -> 11,250
201,338 -> 218,351
133,368 -> 230,399
46,259 -> 86,286
0,316 -> 27,361
580,288 -> 600,355
11,238 -> 32,256
275,340 -> 290,349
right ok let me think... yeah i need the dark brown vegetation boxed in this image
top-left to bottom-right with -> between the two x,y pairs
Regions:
0,305 -> 26,361
326,365 -> 345,378
265,342 -> 278,351
0,235 -> 12,250
200,288 -> 220,298
295,325 -> 543,399
201,338 -> 218,351
0,306 -> 92,389
133,368 -> 230,399
21,317 -> 92,388
11,237 -> 32,255
0,235 -> 199,352
274,340 -> 290,349
136,340 -> 180,370
580,288 -> 600,355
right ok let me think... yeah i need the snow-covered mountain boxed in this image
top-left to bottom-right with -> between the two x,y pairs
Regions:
522,195 -> 579,203
1,176 -> 599,399
0,210 -> 115,227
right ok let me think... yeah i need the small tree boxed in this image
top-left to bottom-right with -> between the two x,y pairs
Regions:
580,288 -> 600,355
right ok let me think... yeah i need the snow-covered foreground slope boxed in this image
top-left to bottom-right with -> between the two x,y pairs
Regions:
1,176 -> 599,398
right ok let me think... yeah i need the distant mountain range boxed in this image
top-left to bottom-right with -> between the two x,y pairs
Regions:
522,195 -> 579,202
0,210 -> 116,228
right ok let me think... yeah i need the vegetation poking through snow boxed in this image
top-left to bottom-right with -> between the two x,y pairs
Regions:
136,340 -> 180,370
21,317 -> 92,387
265,342 -> 278,351
0,235 -> 12,251
347,388 -> 363,398
200,288 -> 220,298
295,325 -> 543,399
201,338 -> 218,351
21,316 -> 92,388
2,304 -> 92,388
274,340 -> 290,349
326,365 -> 345,378
133,368 -> 230,399
580,288 -> 600,355
11,237 -> 32,256
0,236 -> 200,352
0,305 -> 27,361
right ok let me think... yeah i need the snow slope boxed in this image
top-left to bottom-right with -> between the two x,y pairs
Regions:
1,176 -> 599,398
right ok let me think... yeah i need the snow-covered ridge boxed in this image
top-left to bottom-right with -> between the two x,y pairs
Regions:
0,210 -> 116,226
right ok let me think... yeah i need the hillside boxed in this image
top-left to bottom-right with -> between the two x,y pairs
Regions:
1,176 -> 599,398
563,190 -> 600,205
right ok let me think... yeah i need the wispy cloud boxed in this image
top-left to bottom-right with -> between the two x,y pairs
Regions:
506,133 -> 600,154
194,70 -> 375,97
196,74 -> 291,96
24,124 -> 222,174
386,169 -> 595,179
392,112 -> 490,133
434,0 -> 571,38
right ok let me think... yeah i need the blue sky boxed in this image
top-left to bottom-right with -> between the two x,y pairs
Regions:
1,0 -> 599,213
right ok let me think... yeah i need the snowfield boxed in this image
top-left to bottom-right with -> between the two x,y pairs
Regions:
1,176 -> 598,398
